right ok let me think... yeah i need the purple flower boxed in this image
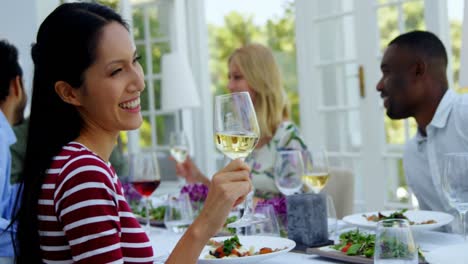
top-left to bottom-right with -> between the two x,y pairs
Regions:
122,182 -> 142,203
252,162 -> 261,171
257,196 -> 287,215
180,183 -> 209,202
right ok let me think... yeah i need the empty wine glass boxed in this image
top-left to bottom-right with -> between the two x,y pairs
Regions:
214,92 -> 260,228
129,151 -> 161,232
164,193 -> 194,233
244,204 -> 280,237
302,149 -> 330,194
274,150 -> 304,195
326,195 -> 338,240
169,130 -> 190,185
374,219 -> 418,264
442,153 -> 468,240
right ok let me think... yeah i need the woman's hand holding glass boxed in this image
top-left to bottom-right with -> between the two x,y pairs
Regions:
194,159 -> 252,238
214,92 -> 261,228
174,156 -> 207,184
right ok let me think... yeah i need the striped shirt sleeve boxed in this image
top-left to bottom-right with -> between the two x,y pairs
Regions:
53,155 -> 124,263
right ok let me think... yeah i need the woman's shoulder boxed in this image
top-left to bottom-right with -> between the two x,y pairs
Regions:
56,142 -> 108,166
273,121 -> 299,138
53,142 -> 114,181
272,121 -> 307,150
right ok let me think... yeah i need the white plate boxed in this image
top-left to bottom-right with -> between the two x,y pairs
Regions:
198,236 -> 295,264
425,243 -> 468,264
343,210 -> 453,231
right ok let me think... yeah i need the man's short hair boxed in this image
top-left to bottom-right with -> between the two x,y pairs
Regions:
389,30 -> 448,67
0,40 -> 23,102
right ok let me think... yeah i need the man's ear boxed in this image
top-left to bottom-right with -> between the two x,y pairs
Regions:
54,81 -> 82,106
9,75 -> 23,99
413,57 -> 427,77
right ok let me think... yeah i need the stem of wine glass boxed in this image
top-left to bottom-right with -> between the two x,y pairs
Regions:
145,197 -> 150,231
461,211 -> 466,241
237,157 -> 256,219
242,190 -> 255,218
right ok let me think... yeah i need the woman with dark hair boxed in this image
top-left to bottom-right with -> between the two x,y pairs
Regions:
15,3 -> 251,263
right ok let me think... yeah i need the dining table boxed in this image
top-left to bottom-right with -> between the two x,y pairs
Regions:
148,223 -> 466,264
148,181 -> 466,263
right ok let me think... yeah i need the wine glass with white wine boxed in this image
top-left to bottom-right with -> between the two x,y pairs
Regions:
169,131 -> 189,185
169,131 -> 189,163
301,149 -> 330,194
214,92 -> 261,228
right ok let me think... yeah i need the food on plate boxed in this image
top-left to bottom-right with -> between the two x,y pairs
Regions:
332,229 -> 426,261
132,205 -> 167,221
205,235 -> 283,259
332,229 -> 375,257
363,209 -> 437,225
222,215 -> 238,235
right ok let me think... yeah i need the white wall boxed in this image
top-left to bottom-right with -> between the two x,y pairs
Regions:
0,0 -> 59,114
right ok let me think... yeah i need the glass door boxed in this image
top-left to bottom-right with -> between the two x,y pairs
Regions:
296,0 -> 445,211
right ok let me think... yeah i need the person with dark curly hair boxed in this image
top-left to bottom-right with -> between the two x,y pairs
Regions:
0,39 -> 27,263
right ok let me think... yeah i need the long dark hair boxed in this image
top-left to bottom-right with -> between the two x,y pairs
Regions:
14,3 -> 127,263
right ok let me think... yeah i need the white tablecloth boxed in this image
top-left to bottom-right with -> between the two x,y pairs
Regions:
149,227 -> 464,263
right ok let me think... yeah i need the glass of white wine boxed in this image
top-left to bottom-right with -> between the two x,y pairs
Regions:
169,131 -> 189,163
301,149 -> 330,194
214,92 -> 260,228
169,131 -> 189,185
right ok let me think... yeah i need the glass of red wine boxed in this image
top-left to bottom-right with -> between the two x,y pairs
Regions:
129,151 -> 161,232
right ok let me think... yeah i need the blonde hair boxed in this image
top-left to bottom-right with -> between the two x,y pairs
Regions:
228,43 -> 290,138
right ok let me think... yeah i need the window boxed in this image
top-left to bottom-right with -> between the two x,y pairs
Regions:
296,0 -> 458,211
376,0 -> 425,206
205,0 -> 299,124
130,0 -> 175,152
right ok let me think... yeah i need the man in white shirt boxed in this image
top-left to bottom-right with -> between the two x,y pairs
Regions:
376,30 -> 468,232
0,40 -> 27,261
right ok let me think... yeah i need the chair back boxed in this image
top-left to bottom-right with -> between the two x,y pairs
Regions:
323,167 -> 354,219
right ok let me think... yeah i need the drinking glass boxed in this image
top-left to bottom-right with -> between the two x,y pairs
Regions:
214,92 -> 260,228
274,150 -> 304,195
442,153 -> 468,240
374,219 -> 418,264
169,130 -> 190,185
326,195 -> 338,240
243,204 -> 280,237
302,149 -> 330,194
164,193 -> 194,233
129,152 -> 161,232
169,131 -> 189,163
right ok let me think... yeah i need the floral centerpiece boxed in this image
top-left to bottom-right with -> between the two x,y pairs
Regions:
257,196 -> 288,237
122,182 -> 142,207
180,183 -> 208,215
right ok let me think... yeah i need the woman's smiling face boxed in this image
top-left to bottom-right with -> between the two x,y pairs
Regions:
75,21 -> 145,133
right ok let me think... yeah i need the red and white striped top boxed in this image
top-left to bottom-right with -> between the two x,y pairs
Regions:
38,142 -> 154,263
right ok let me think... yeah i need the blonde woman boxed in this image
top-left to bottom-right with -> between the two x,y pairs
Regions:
177,44 -> 307,198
